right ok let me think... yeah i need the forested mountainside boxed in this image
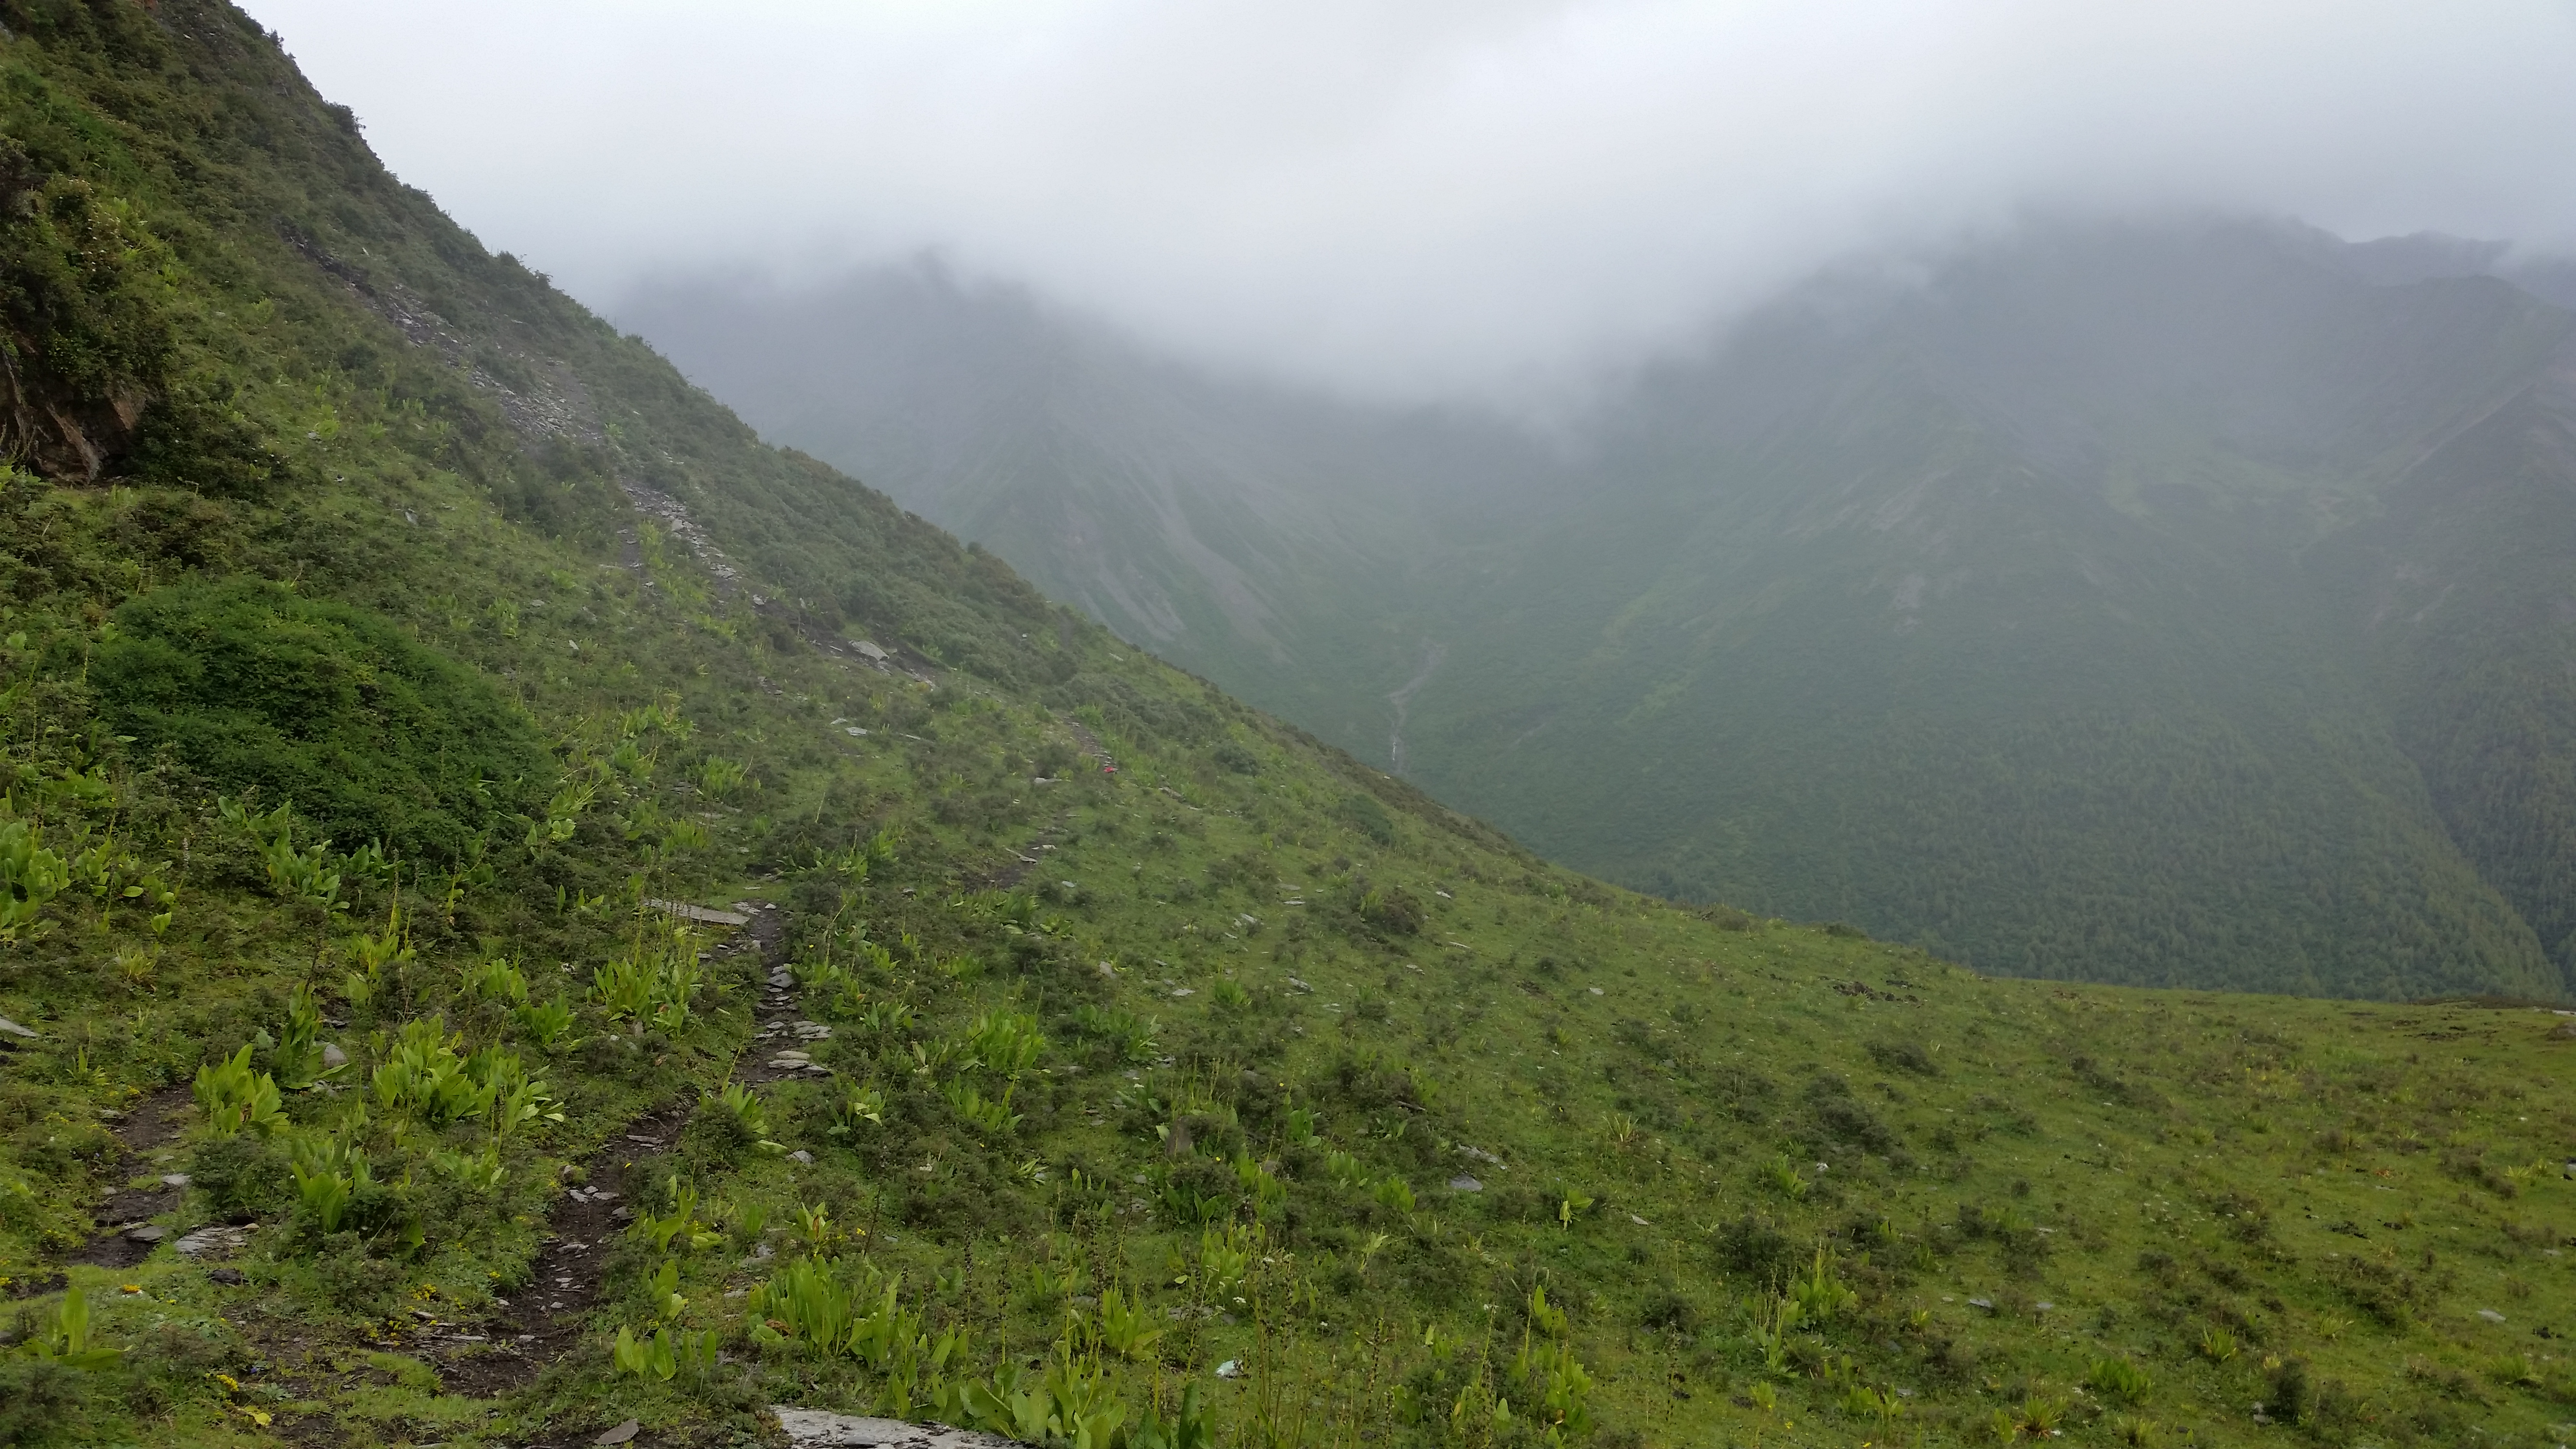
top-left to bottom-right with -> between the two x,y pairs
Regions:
2323,351 -> 2576,989
3,6 -> 2575,1449
1395,229 -> 2576,1004
635,225 -> 2576,1004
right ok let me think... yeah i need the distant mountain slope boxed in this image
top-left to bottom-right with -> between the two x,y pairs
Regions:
2329,342 -> 2576,984
619,268 -> 1353,655
630,227 -> 2576,1001
618,267 -> 1560,746
1390,225 -> 2574,1000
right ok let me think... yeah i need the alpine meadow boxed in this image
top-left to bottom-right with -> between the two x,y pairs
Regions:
0,6 -> 2574,1449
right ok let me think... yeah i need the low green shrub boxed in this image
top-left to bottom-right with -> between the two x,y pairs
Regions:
93,580 -> 548,861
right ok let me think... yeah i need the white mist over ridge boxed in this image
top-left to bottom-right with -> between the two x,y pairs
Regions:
244,0 -> 2576,408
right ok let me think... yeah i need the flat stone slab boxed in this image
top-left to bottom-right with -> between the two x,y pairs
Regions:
644,899 -> 752,927
175,1224 -> 254,1258
773,1411 -> 1017,1449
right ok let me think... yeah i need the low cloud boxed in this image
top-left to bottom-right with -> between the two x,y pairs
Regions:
245,0 -> 2576,407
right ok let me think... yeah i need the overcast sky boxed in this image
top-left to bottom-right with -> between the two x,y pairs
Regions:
241,0 -> 2576,406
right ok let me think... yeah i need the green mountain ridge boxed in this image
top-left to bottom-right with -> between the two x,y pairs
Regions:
631,223 -> 2576,1003
2328,350 -> 2576,982
1396,245 -> 2576,1001
1,6 -> 2574,1449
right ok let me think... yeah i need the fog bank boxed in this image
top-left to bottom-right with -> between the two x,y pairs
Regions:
244,0 -> 2576,406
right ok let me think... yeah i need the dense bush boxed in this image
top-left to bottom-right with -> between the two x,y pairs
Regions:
184,1133 -> 291,1223
0,1353 -> 90,1447
1341,792 -> 1397,845
93,580 -> 549,860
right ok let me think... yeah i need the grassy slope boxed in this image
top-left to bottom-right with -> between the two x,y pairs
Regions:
0,6 -> 2570,1449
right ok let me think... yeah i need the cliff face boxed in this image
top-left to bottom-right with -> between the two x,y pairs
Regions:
0,139 -> 165,480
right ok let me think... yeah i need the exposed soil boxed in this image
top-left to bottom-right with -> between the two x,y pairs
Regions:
432,1094 -> 696,1401
67,1083 -> 197,1270
21,860 -> 813,1440
432,901 -> 797,1434
273,1407 -> 350,1449
982,815 -> 1075,894
980,714 -> 1116,893
1060,717 -> 1111,762
4,1268 -> 67,1300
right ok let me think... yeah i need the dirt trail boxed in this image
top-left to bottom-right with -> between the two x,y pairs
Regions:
982,714 -> 1118,892
428,1092 -> 691,1401
0,1078 -> 197,1302
984,817 -> 1075,893
1059,717 -> 1111,761
432,902 -> 796,1425
64,1084 -> 198,1275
